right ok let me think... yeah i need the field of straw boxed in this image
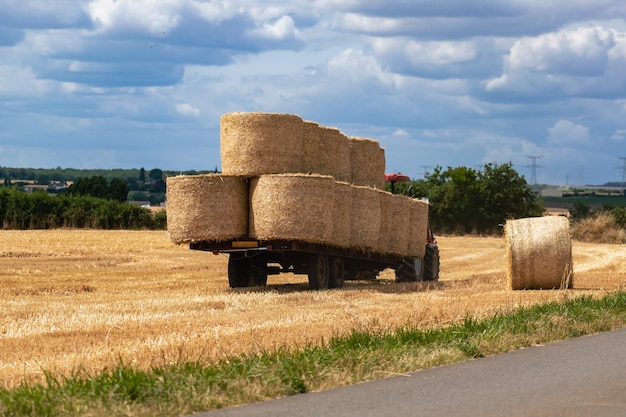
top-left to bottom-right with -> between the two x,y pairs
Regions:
1,229 -> 625,389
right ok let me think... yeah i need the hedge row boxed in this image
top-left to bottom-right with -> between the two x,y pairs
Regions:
0,188 -> 166,230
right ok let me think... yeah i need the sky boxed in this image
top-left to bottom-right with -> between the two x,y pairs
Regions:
1,1 -> 626,186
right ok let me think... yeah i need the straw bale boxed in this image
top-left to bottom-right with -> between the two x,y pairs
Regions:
504,216 -> 574,290
333,182 -> 353,248
350,137 -> 386,189
407,199 -> 429,258
220,112 -> 304,177
318,126 -> 351,182
249,174 -> 335,244
350,185 -> 381,252
166,174 -> 248,244
377,191 -> 411,256
302,121 -> 321,174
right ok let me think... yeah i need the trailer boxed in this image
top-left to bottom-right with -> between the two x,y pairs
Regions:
190,237 -> 439,290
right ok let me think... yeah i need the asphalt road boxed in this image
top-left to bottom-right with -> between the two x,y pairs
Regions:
196,327 -> 626,417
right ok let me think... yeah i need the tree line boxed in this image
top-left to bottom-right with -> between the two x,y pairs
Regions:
1,166 -> 217,206
0,166 -> 215,183
0,188 -> 166,230
389,163 -> 544,234
2,163 -> 543,234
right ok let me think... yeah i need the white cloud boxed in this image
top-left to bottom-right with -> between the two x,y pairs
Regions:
485,25 -> 626,99
547,120 -> 592,146
0,65 -> 50,96
508,26 -> 614,76
610,129 -> 626,142
325,48 -> 388,83
246,15 -> 302,41
86,0 -> 183,34
176,103 -> 200,116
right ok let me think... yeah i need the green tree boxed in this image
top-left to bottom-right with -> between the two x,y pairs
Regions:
109,178 -> 129,202
477,162 -> 543,230
68,176 -> 109,199
139,167 -> 146,183
150,179 -> 166,194
36,174 -> 51,185
426,166 -> 482,233
149,168 -> 163,181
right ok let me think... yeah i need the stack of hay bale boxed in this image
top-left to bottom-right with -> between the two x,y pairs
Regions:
167,112 -> 429,258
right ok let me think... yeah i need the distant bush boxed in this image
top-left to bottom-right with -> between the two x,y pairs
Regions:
570,212 -> 626,244
568,201 -> 592,223
0,188 -> 166,230
569,204 -> 626,244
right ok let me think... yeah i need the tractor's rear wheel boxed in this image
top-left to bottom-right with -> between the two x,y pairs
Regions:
395,258 -> 424,282
307,254 -> 329,290
228,254 -> 251,288
395,244 -> 440,283
423,243 -> 440,281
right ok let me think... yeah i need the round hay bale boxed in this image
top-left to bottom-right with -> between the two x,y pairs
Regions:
377,191 -> 411,256
504,216 -> 574,290
249,174 -> 335,245
220,112 -> 304,177
318,126 -> 351,182
350,185 -> 381,252
350,137 -> 386,189
407,199 -> 429,258
333,181 -> 353,248
166,174 -> 248,244
302,121 -> 321,174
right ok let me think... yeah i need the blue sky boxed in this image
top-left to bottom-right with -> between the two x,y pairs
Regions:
1,0 -> 626,185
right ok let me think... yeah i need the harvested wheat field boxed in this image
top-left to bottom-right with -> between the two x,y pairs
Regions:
1,230 -> 625,389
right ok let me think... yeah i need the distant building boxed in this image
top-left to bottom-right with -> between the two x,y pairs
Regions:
48,181 -> 69,191
129,200 -> 152,208
539,188 -> 564,198
22,181 -> 71,194
22,184 -> 49,193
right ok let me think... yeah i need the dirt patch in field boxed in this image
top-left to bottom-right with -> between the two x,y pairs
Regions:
0,230 -> 624,388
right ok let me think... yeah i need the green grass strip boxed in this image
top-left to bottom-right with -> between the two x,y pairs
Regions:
2,291 -> 626,417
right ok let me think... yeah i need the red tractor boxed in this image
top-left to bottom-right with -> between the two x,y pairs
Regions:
385,173 -> 439,282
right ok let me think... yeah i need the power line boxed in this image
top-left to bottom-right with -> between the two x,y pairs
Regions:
524,155 -> 544,185
577,163 -> 584,187
617,157 -> 626,187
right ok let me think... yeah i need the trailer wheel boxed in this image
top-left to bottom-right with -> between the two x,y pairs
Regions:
307,254 -> 329,290
228,254 -> 250,288
328,256 -> 345,289
423,243 -> 440,281
250,262 -> 268,286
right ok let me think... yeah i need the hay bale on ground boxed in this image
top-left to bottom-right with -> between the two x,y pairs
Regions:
220,112 -> 304,177
504,216 -> 574,290
407,199 -> 429,258
166,174 -> 248,244
350,137 -> 386,189
318,126 -> 351,182
377,191 -> 411,256
350,185 -> 381,252
333,182 -> 353,248
249,174 -> 335,244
